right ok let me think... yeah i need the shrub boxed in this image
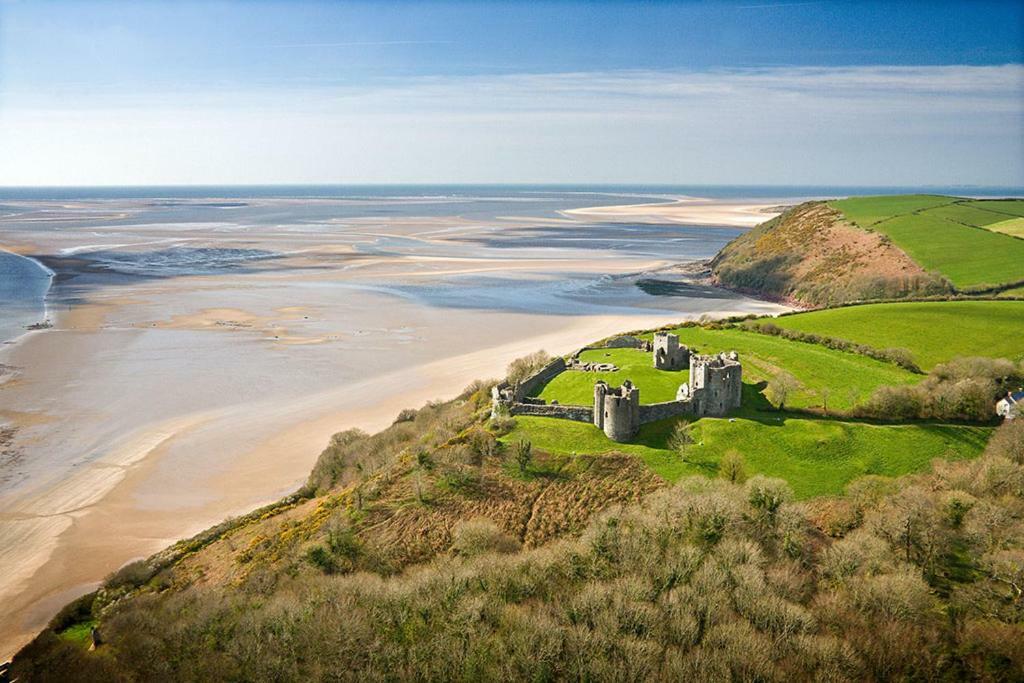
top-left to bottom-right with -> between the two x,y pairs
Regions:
514,439 -> 532,474
719,450 -> 747,484
746,476 -> 792,518
104,561 -> 157,591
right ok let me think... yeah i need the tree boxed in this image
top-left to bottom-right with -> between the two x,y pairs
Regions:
767,371 -> 800,411
719,450 -> 747,484
514,439 -> 533,474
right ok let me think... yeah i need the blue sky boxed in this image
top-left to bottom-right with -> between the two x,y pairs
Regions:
1,0 -> 1022,186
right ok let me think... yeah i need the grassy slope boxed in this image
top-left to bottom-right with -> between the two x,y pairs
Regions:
504,414 -> 990,499
772,300 -> 1024,369
830,195 -> 1024,289
508,326 -> 984,499
659,326 -> 918,411
535,347 -> 687,405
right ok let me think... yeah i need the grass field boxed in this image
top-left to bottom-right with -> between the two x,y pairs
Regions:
829,195 -> 1024,289
503,414 -> 991,499
656,325 -> 918,411
772,300 -> 1024,369
535,329 -> 916,412
534,347 -> 687,405
830,194 -> 955,226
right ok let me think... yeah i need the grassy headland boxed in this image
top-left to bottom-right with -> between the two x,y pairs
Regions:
713,195 -> 1024,306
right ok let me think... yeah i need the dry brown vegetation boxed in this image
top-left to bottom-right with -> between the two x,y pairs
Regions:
712,202 -> 952,305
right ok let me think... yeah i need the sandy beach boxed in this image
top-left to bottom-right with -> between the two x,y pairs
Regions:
563,197 -> 786,227
0,191 -> 788,657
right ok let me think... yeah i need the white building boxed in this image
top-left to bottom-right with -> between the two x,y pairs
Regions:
996,390 -> 1023,420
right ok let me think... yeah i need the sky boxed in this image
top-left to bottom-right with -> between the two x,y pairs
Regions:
1,0 -> 1022,187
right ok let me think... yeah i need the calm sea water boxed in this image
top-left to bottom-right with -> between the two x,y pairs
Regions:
0,251 -> 52,343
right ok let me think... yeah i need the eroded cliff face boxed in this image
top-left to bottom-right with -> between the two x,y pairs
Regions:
711,201 -> 952,306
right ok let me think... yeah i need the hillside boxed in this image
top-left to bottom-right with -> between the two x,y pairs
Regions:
11,304 -> 1024,680
712,196 -> 1024,306
11,408 -> 1024,681
710,201 -> 951,306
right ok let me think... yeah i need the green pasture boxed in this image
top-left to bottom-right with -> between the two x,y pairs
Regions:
772,300 -> 1024,369
828,195 -> 1024,289
868,213 -> 1024,288
502,413 -> 991,499
830,194 -> 955,227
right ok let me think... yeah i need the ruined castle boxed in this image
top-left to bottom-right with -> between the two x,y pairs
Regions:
492,332 -> 743,443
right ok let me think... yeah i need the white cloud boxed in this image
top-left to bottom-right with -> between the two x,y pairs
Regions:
1,65 -> 1022,185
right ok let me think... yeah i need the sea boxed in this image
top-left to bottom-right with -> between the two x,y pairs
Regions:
2,184 -> 1021,342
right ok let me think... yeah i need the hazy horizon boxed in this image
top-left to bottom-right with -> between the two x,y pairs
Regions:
2,0 -> 1022,187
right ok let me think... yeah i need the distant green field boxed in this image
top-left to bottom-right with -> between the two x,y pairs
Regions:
830,194 -> 955,226
925,203 -> 1010,228
829,195 -> 1024,289
535,347 -> 686,405
772,300 -> 1024,369
503,414 -> 991,499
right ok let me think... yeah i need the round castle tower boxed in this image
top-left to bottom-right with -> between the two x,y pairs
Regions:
593,380 -> 640,442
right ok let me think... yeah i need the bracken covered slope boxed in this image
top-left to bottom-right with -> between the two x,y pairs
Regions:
711,201 -> 952,306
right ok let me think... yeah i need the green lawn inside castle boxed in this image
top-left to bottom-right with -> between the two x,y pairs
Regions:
502,323 -> 995,499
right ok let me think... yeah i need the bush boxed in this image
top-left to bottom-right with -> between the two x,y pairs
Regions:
514,439 -> 532,474
104,561 -> 157,591
506,350 -> 552,384
746,476 -> 792,518
719,450 -> 747,484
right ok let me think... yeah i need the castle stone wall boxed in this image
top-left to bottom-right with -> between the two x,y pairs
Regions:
639,399 -> 695,423
509,403 -> 593,422
514,357 -> 567,402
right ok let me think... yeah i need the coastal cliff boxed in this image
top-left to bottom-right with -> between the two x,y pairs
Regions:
710,201 -> 952,306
